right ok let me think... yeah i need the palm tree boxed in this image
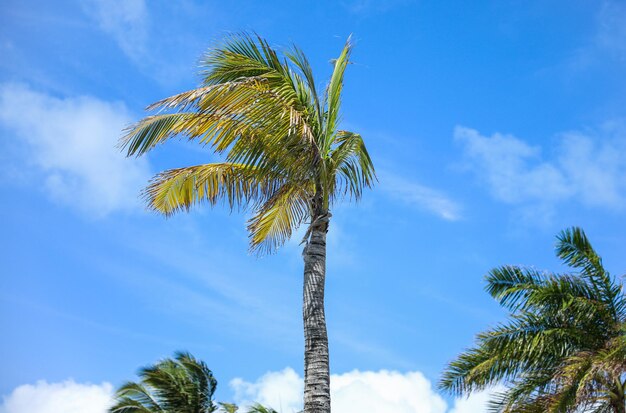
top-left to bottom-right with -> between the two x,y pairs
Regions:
109,351 -> 218,413
121,34 -> 375,413
110,352 -> 283,413
440,227 -> 626,412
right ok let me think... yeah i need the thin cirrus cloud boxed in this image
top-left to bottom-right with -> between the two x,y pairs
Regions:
379,170 -> 462,221
595,0 -> 626,62
0,83 -> 151,217
0,370 -> 502,413
81,0 -> 149,64
454,124 -> 626,211
81,0 -> 202,86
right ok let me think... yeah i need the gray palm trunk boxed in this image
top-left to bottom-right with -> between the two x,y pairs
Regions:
302,211 -> 331,413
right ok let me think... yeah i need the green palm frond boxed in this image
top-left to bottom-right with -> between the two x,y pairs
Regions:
330,131 -> 376,200
484,265 -> 547,311
440,227 -> 626,413
322,36 -> 352,152
557,227 -> 626,321
109,352 -> 218,413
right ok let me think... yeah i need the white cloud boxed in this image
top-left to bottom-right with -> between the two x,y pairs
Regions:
449,389 -> 500,413
231,367 -> 498,413
380,171 -> 462,221
82,0 -> 148,63
231,368 -> 303,412
1,373 -> 500,413
0,83 -> 151,216
0,380 -> 113,413
454,124 -> 626,210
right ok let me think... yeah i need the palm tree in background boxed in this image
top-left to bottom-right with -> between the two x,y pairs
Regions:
440,227 -> 626,412
109,352 -> 218,413
109,352 -> 281,413
121,34 -> 375,413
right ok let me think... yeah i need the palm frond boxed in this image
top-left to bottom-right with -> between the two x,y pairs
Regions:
109,352 -> 218,413
322,36 -> 352,152
557,227 -> 626,322
330,130 -> 376,200
247,183 -> 311,254
143,163 -> 281,216
441,228 -> 626,413
485,265 -> 547,312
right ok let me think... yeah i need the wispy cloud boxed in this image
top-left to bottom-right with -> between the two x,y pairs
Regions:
596,0 -> 626,62
80,0 -> 203,86
0,83 -> 151,216
455,124 -> 626,213
82,0 -> 149,64
563,1 -> 626,73
380,170 -> 462,221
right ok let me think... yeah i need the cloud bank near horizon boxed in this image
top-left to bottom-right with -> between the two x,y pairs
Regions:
0,369 -> 500,413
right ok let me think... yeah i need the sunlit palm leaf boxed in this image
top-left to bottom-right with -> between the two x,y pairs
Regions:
122,33 -> 374,253
143,163 -> 281,215
247,183 -> 311,254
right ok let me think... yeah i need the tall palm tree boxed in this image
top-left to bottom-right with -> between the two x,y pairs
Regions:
440,227 -> 626,412
110,351 -> 218,413
121,34 -> 375,413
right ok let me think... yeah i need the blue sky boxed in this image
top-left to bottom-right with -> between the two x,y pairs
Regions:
2,1 -> 626,412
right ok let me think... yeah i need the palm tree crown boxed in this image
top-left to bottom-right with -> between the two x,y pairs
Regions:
110,351 -> 218,413
122,33 -> 374,254
440,227 -> 626,412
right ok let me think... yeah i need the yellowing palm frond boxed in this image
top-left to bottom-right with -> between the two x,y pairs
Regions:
247,183 -> 311,254
122,33 -> 374,253
144,163 -> 281,216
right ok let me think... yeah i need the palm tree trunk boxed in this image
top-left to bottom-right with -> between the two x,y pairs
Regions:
302,213 -> 331,413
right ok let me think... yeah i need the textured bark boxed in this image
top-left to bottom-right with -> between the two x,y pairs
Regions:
302,213 -> 331,413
